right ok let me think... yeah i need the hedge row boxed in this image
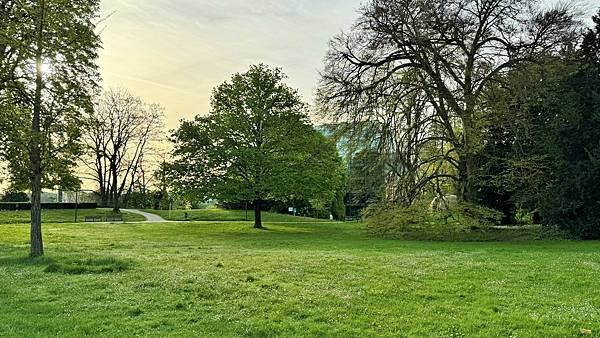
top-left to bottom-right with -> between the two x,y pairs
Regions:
0,203 -> 98,211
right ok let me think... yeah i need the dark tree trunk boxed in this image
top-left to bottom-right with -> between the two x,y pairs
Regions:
457,154 -> 475,202
111,162 -> 119,212
29,0 -> 45,257
458,114 -> 476,203
100,192 -> 109,208
253,198 -> 263,229
30,166 -> 43,257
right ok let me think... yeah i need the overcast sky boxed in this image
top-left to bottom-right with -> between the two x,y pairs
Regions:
98,0 -> 599,129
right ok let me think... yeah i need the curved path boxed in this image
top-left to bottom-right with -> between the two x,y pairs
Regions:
122,209 -> 167,223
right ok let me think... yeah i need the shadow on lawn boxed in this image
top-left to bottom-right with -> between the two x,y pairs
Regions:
0,248 -> 132,275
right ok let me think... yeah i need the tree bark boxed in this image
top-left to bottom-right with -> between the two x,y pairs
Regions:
253,198 -> 263,229
458,115 -> 476,203
111,160 -> 119,212
29,0 -> 45,257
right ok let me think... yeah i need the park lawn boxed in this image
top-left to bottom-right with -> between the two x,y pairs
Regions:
0,222 -> 599,337
146,208 -> 330,222
0,209 -> 146,224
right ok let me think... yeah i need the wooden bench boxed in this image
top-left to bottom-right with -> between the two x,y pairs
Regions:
106,214 -> 123,222
345,216 -> 361,222
84,216 -> 103,222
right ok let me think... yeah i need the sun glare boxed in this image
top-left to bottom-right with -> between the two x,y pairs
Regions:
41,60 -> 53,75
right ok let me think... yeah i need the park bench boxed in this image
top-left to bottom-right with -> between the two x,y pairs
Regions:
345,216 -> 361,222
84,216 -> 103,222
105,214 -> 123,222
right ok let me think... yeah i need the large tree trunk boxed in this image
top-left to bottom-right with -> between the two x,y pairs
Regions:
29,0 -> 45,257
457,153 -> 475,202
111,161 -> 119,212
253,198 -> 263,229
458,113 -> 477,203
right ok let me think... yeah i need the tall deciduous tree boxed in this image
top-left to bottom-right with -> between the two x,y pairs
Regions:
319,0 -> 578,202
82,88 -> 164,212
0,0 -> 101,257
170,65 -> 343,228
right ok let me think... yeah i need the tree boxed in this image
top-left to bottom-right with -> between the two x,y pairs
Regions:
481,11 -> 600,237
169,65 -> 344,228
581,9 -> 600,65
318,0 -> 579,202
0,0 -> 101,256
82,88 -> 164,212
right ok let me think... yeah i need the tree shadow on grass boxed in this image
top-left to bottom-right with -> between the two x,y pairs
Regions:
0,255 -> 55,267
0,247 -> 132,275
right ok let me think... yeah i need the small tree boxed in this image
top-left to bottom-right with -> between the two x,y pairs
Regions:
170,65 -> 344,228
81,88 -> 164,212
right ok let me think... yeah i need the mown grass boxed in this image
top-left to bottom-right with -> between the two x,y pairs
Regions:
0,209 -> 146,224
0,221 -> 599,336
146,208 -> 329,222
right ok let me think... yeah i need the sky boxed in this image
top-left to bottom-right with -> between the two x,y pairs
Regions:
98,0 -> 365,129
98,0 -> 598,130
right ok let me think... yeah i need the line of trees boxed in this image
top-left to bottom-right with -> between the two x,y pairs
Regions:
318,0 -> 578,203
319,0 -> 600,238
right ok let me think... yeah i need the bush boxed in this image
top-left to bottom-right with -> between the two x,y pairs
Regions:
1,191 -> 29,202
123,192 -> 155,209
364,201 -> 504,241
540,153 -> 600,239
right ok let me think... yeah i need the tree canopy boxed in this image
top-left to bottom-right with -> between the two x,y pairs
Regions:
169,65 -> 344,228
318,0 -> 579,203
0,0 -> 101,256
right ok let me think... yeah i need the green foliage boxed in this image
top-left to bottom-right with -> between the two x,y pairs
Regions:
581,9 -> 600,65
364,201 -> 506,241
0,191 -> 29,203
0,0 -> 101,190
169,65 -> 344,226
330,185 -> 346,220
480,36 -> 600,238
123,192 -> 155,210
538,63 -> 600,238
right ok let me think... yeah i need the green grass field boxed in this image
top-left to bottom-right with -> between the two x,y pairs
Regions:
0,209 -> 146,224
146,208 -> 329,222
1,220 -> 599,336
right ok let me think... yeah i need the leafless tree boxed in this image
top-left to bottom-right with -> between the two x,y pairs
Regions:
82,88 -> 164,212
319,0 -> 579,202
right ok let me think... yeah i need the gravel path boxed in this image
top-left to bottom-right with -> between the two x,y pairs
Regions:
122,209 -> 167,222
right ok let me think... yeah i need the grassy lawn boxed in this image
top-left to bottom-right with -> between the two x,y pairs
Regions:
0,209 -> 146,224
0,222 -> 599,336
146,208 -> 329,222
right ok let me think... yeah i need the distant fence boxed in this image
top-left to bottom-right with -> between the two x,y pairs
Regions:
0,203 -> 98,211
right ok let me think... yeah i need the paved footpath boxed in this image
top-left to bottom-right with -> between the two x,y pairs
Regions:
122,209 -> 167,222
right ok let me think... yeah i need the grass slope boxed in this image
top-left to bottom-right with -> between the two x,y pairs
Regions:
146,208 -> 329,222
0,222 -> 599,336
0,209 -> 146,224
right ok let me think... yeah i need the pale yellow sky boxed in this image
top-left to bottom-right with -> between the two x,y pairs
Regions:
98,0 -> 598,130
98,0 -> 365,129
